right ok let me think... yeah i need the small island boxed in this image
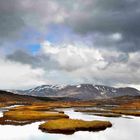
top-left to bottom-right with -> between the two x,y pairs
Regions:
39,119 -> 112,134
3,110 -> 68,122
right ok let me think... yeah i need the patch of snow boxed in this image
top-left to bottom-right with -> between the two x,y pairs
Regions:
101,92 -> 105,95
27,85 -> 67,92
77,85 -> 81,88
112,89 -> 117,93
28,88 -> 35,93
94,86 -> 99,90
57,85 -> 67,90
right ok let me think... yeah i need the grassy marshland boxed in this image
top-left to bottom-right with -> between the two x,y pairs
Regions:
75,106 -> 140,117
111,110 -> 140,116
9,101 -> 96,111
91,113 -> 121,117
75,109 -> 111,113
3,110 -> 69,121
111,100 -> 140,116
75,109 -> 122,117
114,101 -> 140,110
0,101 -> 96,125
10,105 -> 52,111
0,117 -> 34,126
39,119 -> 112,134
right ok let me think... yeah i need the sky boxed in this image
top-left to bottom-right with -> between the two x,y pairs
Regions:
0,0 -> 140,90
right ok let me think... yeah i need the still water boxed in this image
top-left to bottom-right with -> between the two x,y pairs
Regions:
0,107 -> 140,140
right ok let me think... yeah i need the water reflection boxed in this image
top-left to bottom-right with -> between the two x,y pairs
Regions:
0,108 -> 139,140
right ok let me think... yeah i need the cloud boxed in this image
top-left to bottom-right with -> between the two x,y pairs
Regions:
62,0 -> 140,52
39,41 -> 140,86
66,0 -> 140,35
4,40 -> 140,89
41,41 -> 107,71
0,58 -> 46,89
0,0 -> 24,41
6,50 -> 40,67
0,0 -> 67,48
0,0 -> 140,89
0,0 -> 140,52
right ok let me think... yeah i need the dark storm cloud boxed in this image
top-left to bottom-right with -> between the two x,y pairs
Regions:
6,49 -> 61,70
67,0 -> 140,35
0,0 -> 62,44
6,50 -> 40,67
64,0 -> 140,52
0,0 -> 140,52
0,0 -> 25,41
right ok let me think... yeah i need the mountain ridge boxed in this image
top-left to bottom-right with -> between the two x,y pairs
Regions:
9,84 -> 140,100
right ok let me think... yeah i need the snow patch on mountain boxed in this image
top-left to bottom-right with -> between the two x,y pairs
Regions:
77,85 -> 81,88
9,84 -> 140,99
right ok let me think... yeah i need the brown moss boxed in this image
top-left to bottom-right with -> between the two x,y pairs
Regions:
39,119 -> 112,134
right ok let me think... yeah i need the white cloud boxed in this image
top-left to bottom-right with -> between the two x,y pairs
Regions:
0,59 -> 46,89
41,41 -> 107,71
115,83 -> 140,90
37,41 -> 140,90
1,40 -> 140,90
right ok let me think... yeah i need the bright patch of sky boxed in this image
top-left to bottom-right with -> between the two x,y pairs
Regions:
27,43 -> 41,54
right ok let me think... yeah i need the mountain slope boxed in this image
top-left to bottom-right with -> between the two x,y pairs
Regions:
11,84 -> 140,100
0,90 -> 56,105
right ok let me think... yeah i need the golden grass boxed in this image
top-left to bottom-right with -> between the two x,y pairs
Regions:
75,108 -> 140,117
75,109 -> 111,113
9,101 -> 96,112
110,100 -> 140,116
0,117 -> 33,126
75,109 -> 121,117
115,101 -> 140,110
39,119 -> 112,134
3,110 -> 69,121
0,101 -> 95,126
78,109 -> 140,117
92,113 -> 121,117
10,105 -> 51,111
0,103 -> 6,108
111,110 -> 140,116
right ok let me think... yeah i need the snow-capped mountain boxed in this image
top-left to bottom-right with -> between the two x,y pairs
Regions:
11,84 -> 140,100
13,85 -> 67,97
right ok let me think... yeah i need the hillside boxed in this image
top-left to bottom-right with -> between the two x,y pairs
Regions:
11,84 -> 140,100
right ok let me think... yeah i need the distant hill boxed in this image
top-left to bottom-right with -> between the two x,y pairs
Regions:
0,90 -> 55,104
10,84 -> 140,100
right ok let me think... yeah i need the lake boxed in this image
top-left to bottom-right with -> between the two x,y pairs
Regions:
0,107 -> 140,140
